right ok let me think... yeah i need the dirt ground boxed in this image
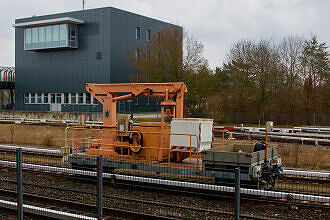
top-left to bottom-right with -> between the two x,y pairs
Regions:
0,123 -> 329,170
0,124 -> 66,148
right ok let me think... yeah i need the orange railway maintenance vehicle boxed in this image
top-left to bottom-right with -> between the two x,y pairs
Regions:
67,82 -> 282,189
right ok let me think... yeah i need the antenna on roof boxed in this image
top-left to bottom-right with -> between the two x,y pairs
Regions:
83,0 -> 86,10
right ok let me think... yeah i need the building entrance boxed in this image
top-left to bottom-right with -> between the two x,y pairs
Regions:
50,93 -> 62,111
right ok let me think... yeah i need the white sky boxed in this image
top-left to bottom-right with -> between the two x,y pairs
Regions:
0,0 -> 329,69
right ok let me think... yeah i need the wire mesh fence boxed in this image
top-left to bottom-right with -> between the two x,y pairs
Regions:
0,145 -> 329,219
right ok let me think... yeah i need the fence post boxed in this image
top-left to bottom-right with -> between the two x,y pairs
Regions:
235,167 -> 240,220
97,156 -> 103,220
17,148 -> 23,220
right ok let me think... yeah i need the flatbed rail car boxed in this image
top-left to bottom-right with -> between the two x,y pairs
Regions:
68,144 -> 282,189
202,144 -> 282,188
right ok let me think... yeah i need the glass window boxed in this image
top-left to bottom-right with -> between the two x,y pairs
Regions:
25,28 -> 31,44
136,27 -> 140,40
69,24 -> 76,41
24,93 -> 29,104
146,29 -> 150,41
52,25 -> 59,41
32,27 -> 38,43
39,27 -> 45,42
59,24 -> 66,41
71,93 -> 76,104
24,24 -> 77,50
51,94 -> 56,104
31,93 -> 36,104
45,26 -> 52,42
78,93 -> 84,104
56,94 -> 62,104
86,93 -> 91,104
93,98 -> 99,105
43,93 -> 48,103
37,93 -> 42,103
64,93 -> 69,104
135,49 -> 140,61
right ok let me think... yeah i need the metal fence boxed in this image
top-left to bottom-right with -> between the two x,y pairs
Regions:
209,111 -> 330,126
0,147 -> 329,219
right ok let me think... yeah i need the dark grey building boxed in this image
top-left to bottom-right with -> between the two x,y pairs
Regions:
14,7 -> 182,112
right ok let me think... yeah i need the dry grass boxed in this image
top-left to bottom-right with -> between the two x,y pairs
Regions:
0,124 -> 65,148
41,129 -> 53,146
278,143 -> 330,171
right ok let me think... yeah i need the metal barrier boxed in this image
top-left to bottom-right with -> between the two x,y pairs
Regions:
64,126 -> 201,168
0,66 -> 15,82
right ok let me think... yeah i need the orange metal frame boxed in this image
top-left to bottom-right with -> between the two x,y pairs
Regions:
85,82 -> 188,157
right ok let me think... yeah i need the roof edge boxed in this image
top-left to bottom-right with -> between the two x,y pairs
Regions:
13,17 -> 84,28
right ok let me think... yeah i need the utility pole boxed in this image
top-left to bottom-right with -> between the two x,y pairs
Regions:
83,0 -> 86,10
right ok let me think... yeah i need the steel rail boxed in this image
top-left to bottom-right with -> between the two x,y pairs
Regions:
230,131 -> 330,145
243,131 -> 330,139
0,160 -> 328,203
0,189 -> 179,220
0,144 -> 63,155
0,185 -> 235,219
283,169 -> 330,178
0,199 -> 96,220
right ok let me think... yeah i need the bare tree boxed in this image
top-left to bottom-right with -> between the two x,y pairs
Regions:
278,36 -> 304,119
130,26 -> 212,117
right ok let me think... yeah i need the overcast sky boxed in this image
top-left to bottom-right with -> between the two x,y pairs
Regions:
0,0 -> 329,69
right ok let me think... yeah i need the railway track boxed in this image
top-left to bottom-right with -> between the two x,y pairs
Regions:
0,160 -> 329,203
0,189 -> 182,220
0,170 -> 328,220
0,178 -> 256,219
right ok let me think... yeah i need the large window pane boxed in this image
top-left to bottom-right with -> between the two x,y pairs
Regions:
136,27 -> 140,40
69,24 -> 76,41
37,93 -> 42,103
51,94 -> 55,104
24,93 -> 29,104
71,93 -> 76,104
52,25 -> 59,41
59,24 -> 67,41
32,27 -> 38,43
39,27 -> 45,42
146,29 -> 150,41
78,93 -> 84,104
25,28 -> 31,44
135,49 -> 140,61
43,93 -> 48,104
86,93 -> 91,104
56,94 -> 62,104
64,93 -> 69,104
46,26 -> 52,42
31,93 -> 36,104
25,23 -> 78,50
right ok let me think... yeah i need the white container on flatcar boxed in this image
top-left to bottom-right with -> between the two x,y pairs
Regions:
170,118 -> 213,153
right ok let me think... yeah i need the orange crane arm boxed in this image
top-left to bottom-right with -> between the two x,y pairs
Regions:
86,82 -> 187,128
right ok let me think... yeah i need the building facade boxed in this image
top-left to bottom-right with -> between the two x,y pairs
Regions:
14,7 -> 182,112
